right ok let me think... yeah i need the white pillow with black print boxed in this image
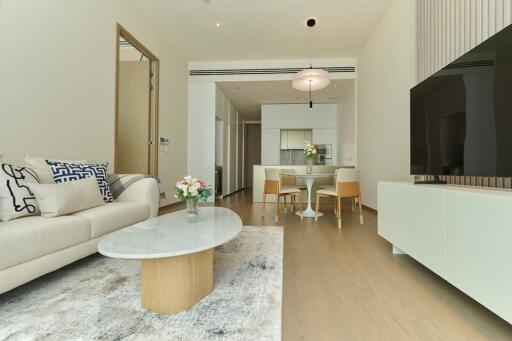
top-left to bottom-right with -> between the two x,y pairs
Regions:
46,161 -> 114,203
0,163 -> 41,222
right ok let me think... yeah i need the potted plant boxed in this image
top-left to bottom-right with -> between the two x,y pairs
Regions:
175,175 -> 212,222
304,141 -> 317,174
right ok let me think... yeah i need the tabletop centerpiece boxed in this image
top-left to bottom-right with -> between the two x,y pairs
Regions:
304,141 -> 317,174
175,175 -> 212,222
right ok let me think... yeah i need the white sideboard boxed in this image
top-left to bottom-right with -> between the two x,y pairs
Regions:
378,181 -> 512,324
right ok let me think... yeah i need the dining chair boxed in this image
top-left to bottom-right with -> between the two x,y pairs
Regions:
280,168 -> 307,195
314,168 -> 363,229
263,168 -> 303,222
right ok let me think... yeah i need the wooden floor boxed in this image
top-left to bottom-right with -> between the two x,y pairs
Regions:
161,190 -> 512,341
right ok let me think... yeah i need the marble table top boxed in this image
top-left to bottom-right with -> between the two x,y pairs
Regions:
98,207 -> 243,260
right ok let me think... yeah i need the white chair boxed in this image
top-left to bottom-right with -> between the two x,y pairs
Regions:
263,168 -> 302,222
318,168 -> 354,215
314,169 -> 363,229
280,168 -> 307,191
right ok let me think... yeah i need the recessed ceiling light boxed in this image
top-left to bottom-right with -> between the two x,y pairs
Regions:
216,23 -> 221,28
305,17 -> 317,28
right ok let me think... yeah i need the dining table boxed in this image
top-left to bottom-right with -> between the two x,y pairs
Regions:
294,172 -> 335,218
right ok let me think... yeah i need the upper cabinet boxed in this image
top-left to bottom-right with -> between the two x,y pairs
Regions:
280,130 -> 288,149
280,130 -> 312,149
304,130 -> 312,143
288,130 -> 305,149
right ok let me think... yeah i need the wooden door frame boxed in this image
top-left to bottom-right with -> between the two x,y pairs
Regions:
115,24 -> 159,176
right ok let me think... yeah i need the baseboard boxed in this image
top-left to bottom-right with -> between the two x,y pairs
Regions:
158,201 -> 184,212
220,189 -> 244,198
363,205 -> 378,215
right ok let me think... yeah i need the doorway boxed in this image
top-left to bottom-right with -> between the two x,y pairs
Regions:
244,123 -> 261,188
115,24 -> 159,176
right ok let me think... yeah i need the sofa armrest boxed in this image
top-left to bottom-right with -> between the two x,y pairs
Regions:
115,178 -> 160,218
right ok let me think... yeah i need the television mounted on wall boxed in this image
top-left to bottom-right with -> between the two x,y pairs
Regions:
410,24 -> 512,178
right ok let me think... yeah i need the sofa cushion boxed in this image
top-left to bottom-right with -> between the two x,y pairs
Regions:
0,163 -> 41,222
73,202 -> 149,239
0,215 -> 91,271
29,176 -> 104,218
46,161 -> 114,203
24,156 -> 86,184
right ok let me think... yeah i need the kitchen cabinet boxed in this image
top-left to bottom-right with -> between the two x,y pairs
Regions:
280,130 -> 312,149
304,130 -> 312,143
280,130 -> 288,149
312,128 -> 337,164
288,131 -> 305,149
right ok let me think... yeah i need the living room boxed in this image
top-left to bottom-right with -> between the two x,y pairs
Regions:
1,0 -> 512,340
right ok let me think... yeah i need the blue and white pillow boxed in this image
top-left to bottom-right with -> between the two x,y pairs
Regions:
46,161 -> 114,202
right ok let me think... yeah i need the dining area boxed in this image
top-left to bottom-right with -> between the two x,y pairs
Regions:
252,165 -> 363,228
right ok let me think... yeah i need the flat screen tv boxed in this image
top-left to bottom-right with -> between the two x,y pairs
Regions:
410,24 -> 512,178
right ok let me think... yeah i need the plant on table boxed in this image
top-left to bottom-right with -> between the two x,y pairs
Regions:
303,141 -> 317,159
304,141 -> 316,174
175,175 -> 212,222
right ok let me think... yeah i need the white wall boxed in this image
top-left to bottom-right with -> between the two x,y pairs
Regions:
261,129 -> 281,166
261,104 -> 337,129
337,81 -> 356,166
237,112 -> 244,189
188,82 -> 216,199
261,104 -> 338,165
215,119 -> 223,166
188,82 -> 244,197
357,0 -> 416,210
229,101 -> 238,194
0,0 -> 188,206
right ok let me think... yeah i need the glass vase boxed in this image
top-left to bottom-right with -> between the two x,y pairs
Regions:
306,158 -> 313,174
186,199 -> 199,223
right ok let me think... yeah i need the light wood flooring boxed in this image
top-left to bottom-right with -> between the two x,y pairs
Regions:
160,190 -> 512,341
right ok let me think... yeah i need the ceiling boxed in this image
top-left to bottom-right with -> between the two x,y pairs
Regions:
133,0 -> 392,61
217,79 -> 354,120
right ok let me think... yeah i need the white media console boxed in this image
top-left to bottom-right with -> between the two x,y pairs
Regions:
378,181 -> 512,324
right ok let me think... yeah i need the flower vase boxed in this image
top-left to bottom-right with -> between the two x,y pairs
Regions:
186,199 -> 199,223
306,158 -> 313,174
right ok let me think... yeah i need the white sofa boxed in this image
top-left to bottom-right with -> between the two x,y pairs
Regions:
0,177 -> 160,294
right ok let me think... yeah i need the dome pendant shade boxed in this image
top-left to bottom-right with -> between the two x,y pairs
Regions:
292,68 -> 330,91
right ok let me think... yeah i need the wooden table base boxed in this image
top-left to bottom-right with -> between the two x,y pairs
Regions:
140,248 -> 214,314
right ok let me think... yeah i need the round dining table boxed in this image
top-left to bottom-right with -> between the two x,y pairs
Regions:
294,173 -> 334,218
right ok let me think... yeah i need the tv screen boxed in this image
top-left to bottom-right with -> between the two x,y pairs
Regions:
410,24 -> 512,177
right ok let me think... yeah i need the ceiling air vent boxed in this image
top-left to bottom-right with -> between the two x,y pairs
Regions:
443,60 -> 495,70
189,66 -> 355,76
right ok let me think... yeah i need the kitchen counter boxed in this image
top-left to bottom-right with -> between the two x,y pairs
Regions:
252,165 -> 354,203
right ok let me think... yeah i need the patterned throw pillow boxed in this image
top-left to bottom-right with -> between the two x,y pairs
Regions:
46,161 -> 114,203
0,163 -> 41,222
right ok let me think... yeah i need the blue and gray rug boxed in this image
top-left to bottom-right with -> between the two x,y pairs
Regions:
0,226 -> 283,341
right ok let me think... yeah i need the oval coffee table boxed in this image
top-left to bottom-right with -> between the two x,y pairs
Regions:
98,207 -> 242,314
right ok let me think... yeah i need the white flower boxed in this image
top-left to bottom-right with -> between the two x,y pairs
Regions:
180,185 -> 188,195
189,184 -> 199,196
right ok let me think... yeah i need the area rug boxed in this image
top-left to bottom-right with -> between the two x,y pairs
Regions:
0,226 -> 283,341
